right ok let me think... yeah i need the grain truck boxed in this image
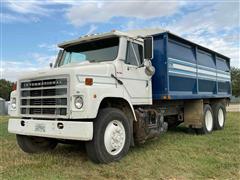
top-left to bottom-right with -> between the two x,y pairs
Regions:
8,29 -> 231,163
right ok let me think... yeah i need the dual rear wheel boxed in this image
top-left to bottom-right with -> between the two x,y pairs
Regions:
212,103 -> 226,130
196,103 -> 226,134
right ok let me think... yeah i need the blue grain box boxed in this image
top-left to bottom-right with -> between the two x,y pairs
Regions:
151,32 -> 231,100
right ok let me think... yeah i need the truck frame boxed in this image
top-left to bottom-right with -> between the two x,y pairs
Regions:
8,29 -> 231,163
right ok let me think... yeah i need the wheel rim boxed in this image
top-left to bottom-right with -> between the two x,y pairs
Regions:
104,120 -> 126,156
218,108 -> 224,127
205,110 -> 213,132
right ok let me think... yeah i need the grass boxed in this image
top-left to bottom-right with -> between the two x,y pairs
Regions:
1,113 -> 240,180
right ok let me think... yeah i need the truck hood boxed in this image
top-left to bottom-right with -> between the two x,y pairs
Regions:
18,63 -> 115,81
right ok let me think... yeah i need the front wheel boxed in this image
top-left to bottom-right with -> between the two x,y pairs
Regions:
16,135 -> 58,153
86,108 -> 131,163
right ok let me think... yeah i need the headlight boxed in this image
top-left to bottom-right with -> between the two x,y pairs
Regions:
11,98 -> 16,109
74,96 -> 83,109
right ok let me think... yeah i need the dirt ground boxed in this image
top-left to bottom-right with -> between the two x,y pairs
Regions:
227,104 -> 240,112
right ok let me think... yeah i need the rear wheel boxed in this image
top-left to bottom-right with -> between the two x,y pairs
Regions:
85,108 -> 131,163
16,135 -> 57,153
196,104 -> 214,134
212,103 -> 226,130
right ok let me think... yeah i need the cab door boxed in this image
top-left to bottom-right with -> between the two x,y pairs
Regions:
117,40 -> 152,105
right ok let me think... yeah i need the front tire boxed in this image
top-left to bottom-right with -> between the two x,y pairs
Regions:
196,104 -> 214,134
86,108 -> 131,163
212,103 -> 226,130
16,135 -> 57,153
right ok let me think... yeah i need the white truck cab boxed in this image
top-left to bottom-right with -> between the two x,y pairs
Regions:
8,29 -> 158,163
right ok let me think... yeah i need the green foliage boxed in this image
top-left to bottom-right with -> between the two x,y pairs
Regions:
0,79 -> 13,101
231,67 -> 240,97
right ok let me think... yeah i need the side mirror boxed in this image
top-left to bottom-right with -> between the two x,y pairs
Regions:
144,36 -> 153,60
49,63 -> 53,68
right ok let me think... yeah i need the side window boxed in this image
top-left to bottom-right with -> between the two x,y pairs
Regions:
126,42 -> 143,66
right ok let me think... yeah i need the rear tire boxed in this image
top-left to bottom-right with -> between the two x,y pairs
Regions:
85,108 -> 131,163
196,104 -> 214,134
16,135 -> 57,153
212,103 -> 226,130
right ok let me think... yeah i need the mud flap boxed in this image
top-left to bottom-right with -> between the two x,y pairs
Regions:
184,100 -> 203,128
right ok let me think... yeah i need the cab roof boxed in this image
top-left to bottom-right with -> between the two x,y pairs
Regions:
58,28 -> 167,48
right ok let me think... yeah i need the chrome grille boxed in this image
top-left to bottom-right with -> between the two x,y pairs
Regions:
20,77 -> 69,118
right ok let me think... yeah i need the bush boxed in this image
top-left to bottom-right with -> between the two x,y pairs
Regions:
0,79 -> 13,101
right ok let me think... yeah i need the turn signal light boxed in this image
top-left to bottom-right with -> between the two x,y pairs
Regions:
85,78 -> 93,86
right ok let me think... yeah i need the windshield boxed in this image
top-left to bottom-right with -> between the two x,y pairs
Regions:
57,37 -> 119,67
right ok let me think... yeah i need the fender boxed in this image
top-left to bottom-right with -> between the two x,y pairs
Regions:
89,85 -> 137,121
97,96 -> 137,121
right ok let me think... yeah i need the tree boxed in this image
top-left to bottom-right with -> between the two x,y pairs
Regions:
0,79 -> 13,101
231,67 -> 240,97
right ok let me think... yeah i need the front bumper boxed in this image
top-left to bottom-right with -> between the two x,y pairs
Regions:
8,119 -> 93,141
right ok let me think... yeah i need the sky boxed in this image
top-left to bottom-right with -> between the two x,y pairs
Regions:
0,0 -> 239,81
